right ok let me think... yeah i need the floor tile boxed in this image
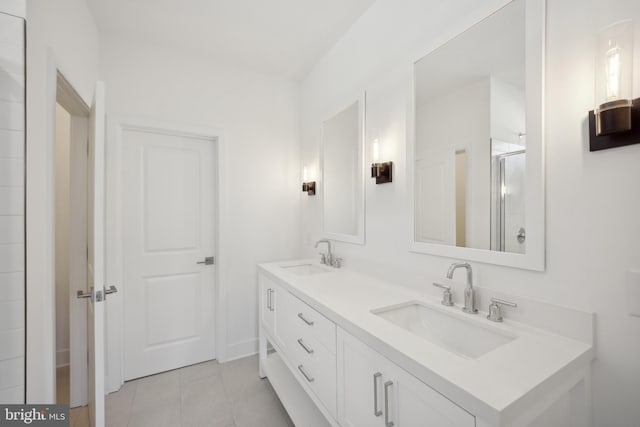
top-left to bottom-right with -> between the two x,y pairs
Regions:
103,355 -> 291,427
179,359 -> 221,385
130,370 -> 181,414
106,380 -> 137,426
127,401 -> 181,427
232,388 -> 293,427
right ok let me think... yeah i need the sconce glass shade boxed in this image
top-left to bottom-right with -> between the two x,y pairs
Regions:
372,139 -> 380,162
595,21 -> 634,135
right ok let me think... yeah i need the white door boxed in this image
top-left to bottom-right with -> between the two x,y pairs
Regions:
123,127 -> 216,380
415,147 -> 456,245
78,81 -> 107,427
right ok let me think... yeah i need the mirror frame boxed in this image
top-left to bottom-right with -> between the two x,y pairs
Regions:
320,93 -> 366,245
408,0 -> 545,271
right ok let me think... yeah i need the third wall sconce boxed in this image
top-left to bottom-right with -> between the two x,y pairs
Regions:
302,166 -> 316,195
370,139 -> 392,184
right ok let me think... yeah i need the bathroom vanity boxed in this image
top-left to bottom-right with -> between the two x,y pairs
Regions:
258,260 -> 593,427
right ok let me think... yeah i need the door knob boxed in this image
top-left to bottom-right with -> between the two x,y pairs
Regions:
196,256 -> 214,265
104,285 -> 118,299
77,286 -> 94,301
77,290 -> 92,299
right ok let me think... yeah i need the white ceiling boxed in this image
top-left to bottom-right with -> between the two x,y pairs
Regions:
86,0 -> 376,80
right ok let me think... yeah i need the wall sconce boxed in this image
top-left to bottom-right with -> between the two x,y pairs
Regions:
370,139 -> 392,184
302,166 -> 316,196
589,20 -> 640,151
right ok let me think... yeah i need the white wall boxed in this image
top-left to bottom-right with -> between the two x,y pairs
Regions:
26,0 -> 100,403
300,0 -> 640,425
416,78 -> 491,249
54,103 -> 71,368
0,8 -> 25,404
490,77 -> 526,145
100,35 -> 301,389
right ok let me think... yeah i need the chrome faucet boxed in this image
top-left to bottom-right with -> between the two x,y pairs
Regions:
315,239 -> 333,266
446,262 -> 477,314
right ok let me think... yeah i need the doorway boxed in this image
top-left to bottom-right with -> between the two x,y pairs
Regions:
54,73 -> 90,424
121,125 -> 218,380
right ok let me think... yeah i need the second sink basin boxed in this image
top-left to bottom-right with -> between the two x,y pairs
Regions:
372,301 -> 516,359
281,263 -> 332,276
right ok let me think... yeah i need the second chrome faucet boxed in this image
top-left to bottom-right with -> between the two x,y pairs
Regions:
315,239 -> 342,268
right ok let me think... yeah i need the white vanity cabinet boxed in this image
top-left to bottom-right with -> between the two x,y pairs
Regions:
337,328 -> 475,427
259,271 -> 338,425
259,274 -> 290,351
258,262 -> 593,427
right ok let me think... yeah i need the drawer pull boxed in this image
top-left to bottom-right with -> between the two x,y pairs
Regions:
384,380 -> 394,427
297,365 -> 314,383
297,338 -> 314,354
373,372 -> 382,417
267,288 -> 272,311
297,312 -> 314,326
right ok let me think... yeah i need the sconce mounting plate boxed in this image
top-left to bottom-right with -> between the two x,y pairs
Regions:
589,98 -> 640,152
302,181 -> 316,196
371,161 -> 393,184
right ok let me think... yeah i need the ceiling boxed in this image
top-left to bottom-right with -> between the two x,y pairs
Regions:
86,0 -> 376,80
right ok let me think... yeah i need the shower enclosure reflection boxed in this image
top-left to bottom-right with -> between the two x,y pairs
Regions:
491,138 -> 526,253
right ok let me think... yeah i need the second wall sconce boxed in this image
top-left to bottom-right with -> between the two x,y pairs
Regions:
371,139 -> 392,184
589,20 -> 640,151
302,166 -> 316,196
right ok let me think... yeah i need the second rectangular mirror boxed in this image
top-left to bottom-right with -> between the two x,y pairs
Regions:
321,95 -> 365,244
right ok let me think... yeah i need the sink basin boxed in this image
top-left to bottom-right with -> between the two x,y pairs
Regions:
373,301 -> 516,359
281,263 -> 332,276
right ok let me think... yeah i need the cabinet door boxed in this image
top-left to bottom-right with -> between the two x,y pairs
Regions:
272,282 -> 295,352
337,329 -> 386,427
390,366 -> 475,427
259,275 -> 276,337
338,328 -> 475,427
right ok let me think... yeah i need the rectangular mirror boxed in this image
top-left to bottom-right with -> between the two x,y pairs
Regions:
410,0 -> 545,270
321,96 -> 365,244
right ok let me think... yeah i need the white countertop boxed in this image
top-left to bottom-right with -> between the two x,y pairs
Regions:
258,259 -> 594,426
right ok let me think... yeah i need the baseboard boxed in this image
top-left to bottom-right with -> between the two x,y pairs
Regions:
56,349 -> 69,368
224,338 -> 258,362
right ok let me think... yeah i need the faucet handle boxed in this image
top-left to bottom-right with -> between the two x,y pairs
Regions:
432,282 -> 454,306
318,253 -> 327,265
332,257 -> 343,268
487,298 -> 518,322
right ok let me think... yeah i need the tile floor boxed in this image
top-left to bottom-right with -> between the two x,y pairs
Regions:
56,355 -> 293,427
110,354 -> 293,427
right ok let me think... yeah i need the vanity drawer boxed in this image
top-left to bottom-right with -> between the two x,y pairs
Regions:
287,293 -> 336,354
288,330 -> 337,417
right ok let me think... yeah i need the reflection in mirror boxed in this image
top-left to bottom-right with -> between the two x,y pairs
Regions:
322,97 -> 365,244
414,0 -> 526,253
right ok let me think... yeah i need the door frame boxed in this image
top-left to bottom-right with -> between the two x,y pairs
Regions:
105,118 -> 227,393
56,72 -> 91,407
